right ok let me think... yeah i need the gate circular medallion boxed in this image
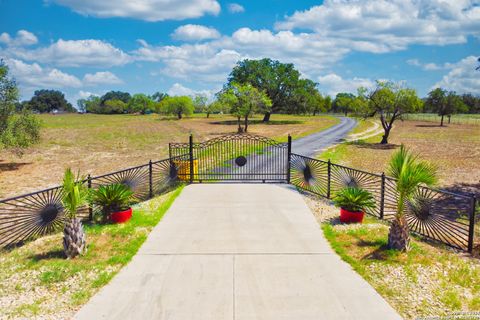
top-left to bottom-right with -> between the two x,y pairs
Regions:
39,203 -> 61,224
235,156 -> 247,167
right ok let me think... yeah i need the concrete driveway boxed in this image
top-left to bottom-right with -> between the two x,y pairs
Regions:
75,184 -> 401,320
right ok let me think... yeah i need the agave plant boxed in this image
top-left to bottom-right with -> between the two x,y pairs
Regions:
89,184 -> 133,223
387,145 -> 437,251
333,187 -> 376,212
61,168 -> 88,259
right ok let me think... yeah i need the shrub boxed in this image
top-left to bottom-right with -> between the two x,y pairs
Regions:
89,184 -> 134,222
332,187 -> 376,212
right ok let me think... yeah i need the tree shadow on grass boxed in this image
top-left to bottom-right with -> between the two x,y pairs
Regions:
324,216 -> 342,226
415,124 -> 445,128
360,243 -> 396,261
210,120 -> 304,126
29,249 -> 65,261
346,140 -> 399,150
441,182 -> 480,199
0,160 -> 31,172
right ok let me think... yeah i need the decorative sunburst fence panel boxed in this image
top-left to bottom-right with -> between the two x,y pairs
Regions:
289,153 -> 329,197
0,187 -> 90,247
330,163 -> 383,218
0,157 -> 184,248
383,177 -> 474,251
289,153 -> 477,252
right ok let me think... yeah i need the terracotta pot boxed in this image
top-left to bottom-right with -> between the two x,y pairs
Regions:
110,207 -> 132,223
340,207 -> 365,224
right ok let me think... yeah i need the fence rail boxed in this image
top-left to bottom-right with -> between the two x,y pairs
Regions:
289,153 -> 477,252
0,156 -> 187,248
403,113 -> 480,126
0,134 -> 477,254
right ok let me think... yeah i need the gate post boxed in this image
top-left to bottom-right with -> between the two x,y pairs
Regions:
149,160 -> 153,199
327,159 -> 331,199
87,174 -> 93,221
189,134 -> 194,183
286,135 -> 292,183
468,196 -> 477,253
379,172 -> 385,219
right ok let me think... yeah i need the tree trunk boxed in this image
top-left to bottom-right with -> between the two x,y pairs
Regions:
262,112 -> 271,122
440,114 -> 444,126
63,218 -> 87,259
380,127 -> 390,144
237,116 -> 243,133
448,115 -> 451,124
178,112 -> 182,119
388,215 -> 410,251
244,116 -> 248,132
206,112 -> 210,118
344,111 -> 348,116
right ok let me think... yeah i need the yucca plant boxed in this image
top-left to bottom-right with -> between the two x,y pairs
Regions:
89,184 -> 133,223
387,145 -> 437,251
61,168 -> 88,259
333,187 -> 376,212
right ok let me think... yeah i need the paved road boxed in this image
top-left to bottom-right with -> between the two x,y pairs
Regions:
75,184 -> 401,320
292,116 -> 357,157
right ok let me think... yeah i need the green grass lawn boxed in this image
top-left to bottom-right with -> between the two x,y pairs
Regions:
0,186 -> 183,319
322,217 -> 480,319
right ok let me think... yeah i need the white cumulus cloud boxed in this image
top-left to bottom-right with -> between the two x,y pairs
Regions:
77,90 -> 99,99
228,3 -> 244,13
276,0 -> 480,53
8,39 -> 131,67
167,83 -> 216,101
135,28 -> 347,83
171,24 -> 221,41
48,0 -> 221,21
0,30 -> 38,46
83,71 -> 123,86
5,58 -> 82,94
433,56 -> 480,94
317,73 -> 375,96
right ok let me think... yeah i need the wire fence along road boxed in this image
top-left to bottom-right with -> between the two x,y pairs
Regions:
403,113 -> 480,126
0,133 -> 478,254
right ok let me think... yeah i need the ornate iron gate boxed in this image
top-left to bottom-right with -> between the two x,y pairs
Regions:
169,133 -> 291,182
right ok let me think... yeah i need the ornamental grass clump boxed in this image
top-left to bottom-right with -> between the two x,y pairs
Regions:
89,184 -> 134,223
333,187 -> 376,212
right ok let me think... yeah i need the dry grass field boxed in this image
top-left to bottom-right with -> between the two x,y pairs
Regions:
0,113 -> 338,198
320,120 -> 480,194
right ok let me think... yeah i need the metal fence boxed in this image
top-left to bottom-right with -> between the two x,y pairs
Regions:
0,133 -> 477,254
289,153 -> 477,252
0,156 -> 186,248
403,113 -> 480,126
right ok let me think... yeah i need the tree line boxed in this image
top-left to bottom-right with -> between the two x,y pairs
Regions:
2,57 -> 479,153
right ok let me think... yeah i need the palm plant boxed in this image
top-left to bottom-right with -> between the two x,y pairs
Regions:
61,168 -> 88,258
89,184 -> 133,223
333,187 -> 376,212
387,145 -> 437,251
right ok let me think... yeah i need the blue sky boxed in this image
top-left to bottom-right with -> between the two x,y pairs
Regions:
0,0 -> 479,105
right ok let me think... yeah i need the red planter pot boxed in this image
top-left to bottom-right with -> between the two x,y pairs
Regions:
340,208 -> 365,224
110,207 -> 132,224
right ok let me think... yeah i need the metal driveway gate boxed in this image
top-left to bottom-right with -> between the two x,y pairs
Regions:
169,133 -> 291,182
